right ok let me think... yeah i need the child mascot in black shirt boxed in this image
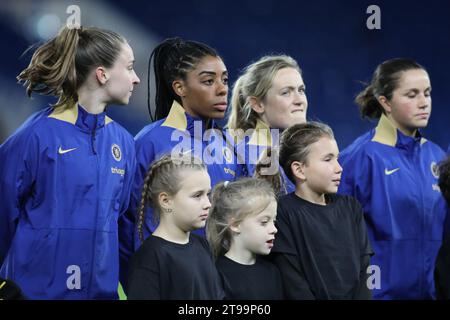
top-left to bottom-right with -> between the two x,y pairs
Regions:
262,122 -> 374,299
435,156 -> 450,299
207,178 -> 283,299
127,154 -> 224,299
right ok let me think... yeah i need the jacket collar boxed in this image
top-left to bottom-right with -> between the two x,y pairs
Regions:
372,113 -> 427,148
161,100 -> 218,135
48,103 -> 113,132
248,118 -> 273,147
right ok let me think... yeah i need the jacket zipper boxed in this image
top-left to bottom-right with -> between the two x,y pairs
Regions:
91,115 -> 97,155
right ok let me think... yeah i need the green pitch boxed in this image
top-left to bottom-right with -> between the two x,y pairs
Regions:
118,283 -> 127,300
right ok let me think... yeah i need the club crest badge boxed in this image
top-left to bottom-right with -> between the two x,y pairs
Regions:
431,162 -> 439,179
223,146 -> 233,163
112,144 -> 122,162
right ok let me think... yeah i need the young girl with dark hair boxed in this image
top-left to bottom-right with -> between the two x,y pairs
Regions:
260,122 -> 373,299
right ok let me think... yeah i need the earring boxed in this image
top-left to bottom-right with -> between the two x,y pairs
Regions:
166,208 -> 173,213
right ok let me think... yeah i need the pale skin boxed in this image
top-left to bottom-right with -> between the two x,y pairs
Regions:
377,69 -> 431,137
153,169 -> 211,244
249,67 -> 308,130
291,136 -> 342,205
77,42 -> 140,114
225,200 -> 278,265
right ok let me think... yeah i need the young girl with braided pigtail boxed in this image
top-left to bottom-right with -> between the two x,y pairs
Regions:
127,154 -> 224,300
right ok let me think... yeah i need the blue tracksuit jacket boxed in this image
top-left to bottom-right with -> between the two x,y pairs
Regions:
338,114 -> 447,299
0,104 -> 135,299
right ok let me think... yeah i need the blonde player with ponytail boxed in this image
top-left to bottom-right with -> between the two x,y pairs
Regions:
0,25 -> 140,299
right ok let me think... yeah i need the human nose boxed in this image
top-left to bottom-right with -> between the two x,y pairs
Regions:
270,222 -> 277,235
216,81 -> 228,96
133,70 -> 140,85
204,195 -> 211,210
418,93 -> 430,109
335,159 -> 343,174
293,90 -> 306,105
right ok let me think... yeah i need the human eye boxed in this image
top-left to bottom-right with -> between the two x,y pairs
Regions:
406,90 -> 417,98
192,192 -> 202,198
222,77 -> 228,85
202,79 -> 214,85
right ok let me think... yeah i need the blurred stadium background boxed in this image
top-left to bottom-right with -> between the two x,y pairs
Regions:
0,0 -> 448,150
0,0 -> 448,299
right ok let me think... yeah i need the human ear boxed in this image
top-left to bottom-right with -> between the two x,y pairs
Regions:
158,192 -> 173,211
228,218 -> 241,234
95,66 -> 108,85
172,80 -> 186,98
291,161 -> 306,181
377,95 -> 392,114
248,96 -> 265,115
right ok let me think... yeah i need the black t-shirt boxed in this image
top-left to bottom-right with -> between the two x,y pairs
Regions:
127,234 -> 224,300
435,237 -> 450,299
271,193 -> 373,300
0,278 -> 26,300
216,255 -> 284,300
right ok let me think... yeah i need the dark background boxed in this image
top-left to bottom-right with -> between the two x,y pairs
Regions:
0,0 -> 448,150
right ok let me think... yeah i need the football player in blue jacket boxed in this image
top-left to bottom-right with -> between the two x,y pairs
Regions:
338,58 -> 447,299
227,55 -> 308,195
0,26 -> 140,299
129,38 -> 241,249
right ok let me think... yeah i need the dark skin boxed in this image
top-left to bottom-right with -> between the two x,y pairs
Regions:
172,55 -> 228,126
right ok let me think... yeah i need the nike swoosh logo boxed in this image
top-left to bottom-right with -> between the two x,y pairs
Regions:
385,168 -> 400,175
58,147 -> 77,154
180,149 -> 195,155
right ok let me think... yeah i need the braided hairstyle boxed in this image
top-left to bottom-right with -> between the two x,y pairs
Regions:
147,37 -> 219,121
137,153 -> 206,244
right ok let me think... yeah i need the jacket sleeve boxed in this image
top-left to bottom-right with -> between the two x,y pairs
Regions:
352,199 -> 374,300
118,140 -> 137,290
128,136 -> 156,250
338,149 -> 373,213
0,132 -> 37,265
